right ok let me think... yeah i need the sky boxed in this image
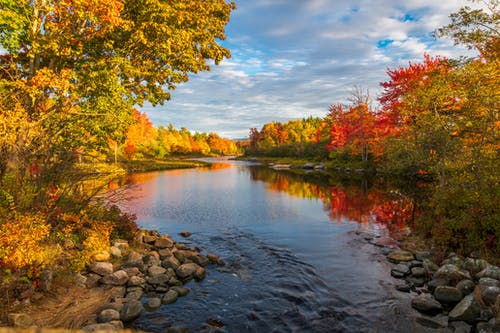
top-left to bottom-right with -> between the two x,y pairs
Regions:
142,0 -> 480,139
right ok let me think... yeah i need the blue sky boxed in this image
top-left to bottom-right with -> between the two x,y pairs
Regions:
143,0 -> 479,139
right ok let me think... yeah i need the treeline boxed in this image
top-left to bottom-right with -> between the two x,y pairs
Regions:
248,4 -> 499,257
118,109 -> 241,160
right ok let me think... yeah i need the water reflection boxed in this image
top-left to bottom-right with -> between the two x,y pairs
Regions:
249,166 -> 416,236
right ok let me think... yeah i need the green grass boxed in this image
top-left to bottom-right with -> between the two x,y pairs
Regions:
119,158 -> 211,173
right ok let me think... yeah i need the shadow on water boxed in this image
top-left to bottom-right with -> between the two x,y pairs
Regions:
111,160 -> 430,332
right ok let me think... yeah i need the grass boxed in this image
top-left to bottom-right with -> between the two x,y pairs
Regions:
119,158 -> 211,173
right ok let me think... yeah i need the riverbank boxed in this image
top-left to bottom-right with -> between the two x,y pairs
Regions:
118,158 -> 211,173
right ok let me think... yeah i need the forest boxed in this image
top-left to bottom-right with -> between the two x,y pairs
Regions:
0,0 -> 498,295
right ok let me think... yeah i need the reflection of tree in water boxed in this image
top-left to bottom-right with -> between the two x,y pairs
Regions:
249,166 -> 421,235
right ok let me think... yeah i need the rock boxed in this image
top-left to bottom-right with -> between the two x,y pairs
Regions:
395,281 -> 412,292
495,295 -> 500,320
93,251 -> 111,262
194,266 -> 206,281
207,254 -> 219,263
477,265 -> 500,280
180,231 -> 192,238
456,279 -> 475,296
411,267 -> 427,278
479,278 -> 500,288
147,274 -> 170,286
391,263 -> 410,278
88,262 -> 114,276
479,285 -> 500,306
434,286 -> 463,304
125,251 -> 144,267
411,294 -> 443,315
163,256 -> 181,270
102,299 -> 125,312
448,321 -> 472,333
75,273 -> 87,287
126,287 -> 144,301
148,265 -> 167,277
155,236 -> 174,249
416,314 -> 448,329
415,251 -> 433,261
176,263 -> 201,280
144,254 -> 161,267
120,300 -> 143,322
144,298 -> 162,311
409,260 -> 423,268
110,246 -> 122,258
162,290 -> 179,304
171,286 -> 190,297
97,309 -> 120,323
101,270 -> 129,286
422,259 -> 440,274
303,163 -> 314,169
127,276 -> 146,287
442,254 -> 464,266
85,273 -> 102,289
476,321 -> 498,333
434,264 -> 472,284
176,243 -> 187,250
113,239 -> 129,250
387,250 -> 414,263
122,267 -> 141,277
407,276 -> 426,287
428,278 -> 450,292
158,248 -> 173,259
8,313 -> 33,328
462,258 -> 488,276
143,234 -> 157,244
168,277 -> 182,286
449,294 -> 480,323
82,321 -> 124,331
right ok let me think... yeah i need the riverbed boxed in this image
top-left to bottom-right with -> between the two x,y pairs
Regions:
112,158 -> 427,332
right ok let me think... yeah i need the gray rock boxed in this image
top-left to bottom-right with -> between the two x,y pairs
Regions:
155,237 -> 174,249
387,250 -> 414,263
148,265 -> 167,277
411,294 -> 443,315
391,263 -> 410,278
75,273 -> 87,287
411,267 -> 427,278
162,290 -> 179,304
449,294 -> 480,323
88,262 -> 114,276
168,277 -> 182,286
127,275 -> 146,287
456,279 -> 475,296
422,259 -> 440,273
147,274 -> 170,286
112,239 -> 129,250
176,263 -> 201,280
162,256 -> 181,270
442,255 -> 464,267
407,276 -> 426,287
158,248 -> 173,259
102,299 -> 125,312
110,246 -> 122,258
415,251 -> 433,261
8,313 -> 33,328
416,314 -> 448,329
462,258 -> 488,276
395,281 -> 412,292
479,278 -> 500,288
434,286 -> 463,304
126,288 -> 144,301
409,260 -> 423,268
144,254 -> 161,267
125,251 -> 144,267
144,298 -> 162,311
428,278 -> 450,292
434,264 -> 472,284
100,270 -> 129,286
122,267 -> 141,277
171,286 -> 190,297
97,309 -> 120,323
85,273 -> 102,288
120,300 -> 143,322
479,285 -> 500,306
40,269 -> 53,292
477,265 -> 500,280
476,321 -> 498,333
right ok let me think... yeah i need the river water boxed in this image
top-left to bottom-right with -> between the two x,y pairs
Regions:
111,158 -> 428,332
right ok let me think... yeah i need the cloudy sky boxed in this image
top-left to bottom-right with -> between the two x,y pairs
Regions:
142,0 -> 479,139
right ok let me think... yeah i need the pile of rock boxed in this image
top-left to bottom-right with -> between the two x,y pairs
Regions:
79,231 -> 223,331
387,249 -> 500,332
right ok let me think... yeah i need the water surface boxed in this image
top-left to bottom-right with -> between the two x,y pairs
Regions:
112,158 -> 424,332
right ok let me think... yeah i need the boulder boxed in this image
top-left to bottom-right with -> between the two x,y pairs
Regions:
112,239 -> 129,251
415,251 -> 433,261
125,287 -> 144,301
88,262 -> 113,276
162,289 -> 179,304
180,231 -> 192,238
415,314 -> 448,329
427,278 -> 450,293
391,263 -> 410,278
154,236 -> 174,249
122,267 -> 141,277
207,254 -> 220,263
97,309 -> 120,323
411,294 -> 443,315
143,234 -> 157,244
127,276 -> 146,287
448,294 -> 480,323
462,258 -> 488,276
171,286 -> 190,297
434,264 -> 472,284
434,286 -> 463,304
411,267 -> 426,278
144,298 -> 162,311
478,277 -> 500,288
85,273 -> 102,289
158,248 -> 173,259
448,321 -> 472,333
124,251 -> 144,267
194,266 -> 206,281
477,265 -> 500,280
144,254 -> 161,267
387,250 -> 414,263
120,300 -> 143,322
176,263 -> 201,280
456,279 -> 475,296
162,256 -> 181,270
148,265 -> 167,277
100,270 -> 129,286
110,246 -> 122,258
146,274 -> 170,286
479,285 -> 500,306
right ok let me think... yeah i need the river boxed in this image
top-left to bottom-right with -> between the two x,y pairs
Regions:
111,158 -> 428,332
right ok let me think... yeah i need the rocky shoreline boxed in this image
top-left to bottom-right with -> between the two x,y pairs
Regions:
356,230 -> 500,333
5,230 -> 224,331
